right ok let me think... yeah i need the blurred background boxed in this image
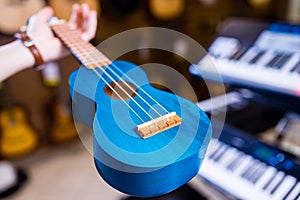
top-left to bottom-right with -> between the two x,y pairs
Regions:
0,0 -> 300,199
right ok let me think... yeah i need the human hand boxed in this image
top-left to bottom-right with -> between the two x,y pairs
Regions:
25,4 -> 97,63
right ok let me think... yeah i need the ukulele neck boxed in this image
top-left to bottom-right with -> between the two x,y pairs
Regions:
50,21 -> 111,69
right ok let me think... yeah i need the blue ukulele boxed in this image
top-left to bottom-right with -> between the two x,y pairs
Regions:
50,21 -> 211,197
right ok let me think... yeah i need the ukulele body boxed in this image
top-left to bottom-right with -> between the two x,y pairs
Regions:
69,60 -> 211,197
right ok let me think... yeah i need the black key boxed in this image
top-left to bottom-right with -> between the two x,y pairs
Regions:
208,147 -> 219,159
226,152 -> 244,171
244,161 -> 263,182
210,144 -> 225,161
214,146 -> 228,162
262,171 -> 278,190
230,156 -> 246,172
270,173 -> 285,194
266,54 -> 283,68
251,164 -> 267,184
240,160 -> 255,178
209,143 -> 223,159
241,160 -> 261,181
249,50 -> 266,64
291,60 -> 300,74
274,54 -> 292,69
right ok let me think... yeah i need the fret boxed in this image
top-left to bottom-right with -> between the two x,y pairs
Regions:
50,22 -> 111,69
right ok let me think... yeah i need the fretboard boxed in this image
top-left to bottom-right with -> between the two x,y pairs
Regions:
50,22 -> 111,69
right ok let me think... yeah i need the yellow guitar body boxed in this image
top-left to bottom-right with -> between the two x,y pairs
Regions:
0,107 -> 38,158
48,101 -> 78,144
0,0 -> 45,34
149,0 -> 185,20
49,0 -> 100,20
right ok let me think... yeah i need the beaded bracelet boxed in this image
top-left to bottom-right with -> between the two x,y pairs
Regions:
15,27 -> 44,69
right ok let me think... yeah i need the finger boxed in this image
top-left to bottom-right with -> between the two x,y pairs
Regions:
68,3 -> 81,29
81,3 -> 91,32
81,3 -> 90,20
81,10 -> 97,42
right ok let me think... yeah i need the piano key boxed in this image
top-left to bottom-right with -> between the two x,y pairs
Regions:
271,175 -> 296,200
251,163 -> 267,184
240,160 -> 257,179
232,155 -> 254,176
275,52 -> 299,72
217,147 -> 238,167
226,151 -> 244,171
210,143 -> 227,161
282,180 -> 298,200
266,53 -> 283,68
274,54 -> 292,69
239,47 -> 261,63
296,193 -> 300,200
254,166 -> 277,190
211,143 -> 227,160
249,50 -> 266,64
284,182 -> 300,200
214,146 -> 229,162
226,153 -> 241,170
243,160 -> 263,183
269,172 -> 285,194
207,141 -> 221,158
290,59 -> 300,74
263,171 -> 283,192
254,49 -> 276,67
208,142 -> 223,159
263,171 -> 284,195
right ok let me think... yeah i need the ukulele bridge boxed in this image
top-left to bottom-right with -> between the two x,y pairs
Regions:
136,112 -> 182,139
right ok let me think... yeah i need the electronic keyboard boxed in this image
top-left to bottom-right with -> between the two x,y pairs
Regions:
193,92 -> 300,200
190,19 -> 300,99
199,124 -> 300,200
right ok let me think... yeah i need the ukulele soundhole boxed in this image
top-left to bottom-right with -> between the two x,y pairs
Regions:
104,81 -> 137,100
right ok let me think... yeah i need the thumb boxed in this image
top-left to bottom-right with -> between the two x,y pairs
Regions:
26,6 -> 54,37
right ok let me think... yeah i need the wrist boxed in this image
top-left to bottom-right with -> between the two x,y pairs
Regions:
15,28 -> 45,69
0,40 -> 35,81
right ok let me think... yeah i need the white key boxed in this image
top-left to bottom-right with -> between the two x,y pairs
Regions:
218,148 -> 238,167
255,49 -> 274,67
232,155 -> 253,175
211,143 -> 227,161
272,175 -> 297,200
239,47 -> 260,63
264,171 -> 284,194
280,53 -> 299,72
285,182 -> 300,200
254,166 -> 277,190
206,141 -> 221,157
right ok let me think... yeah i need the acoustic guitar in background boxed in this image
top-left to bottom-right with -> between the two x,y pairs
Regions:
0,82 -> 39,159
49,0 -> 100,20
148,0 -> 186,21
41,62 -> 78,144
247,0 -> 272,8
0,0 -> 45,35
